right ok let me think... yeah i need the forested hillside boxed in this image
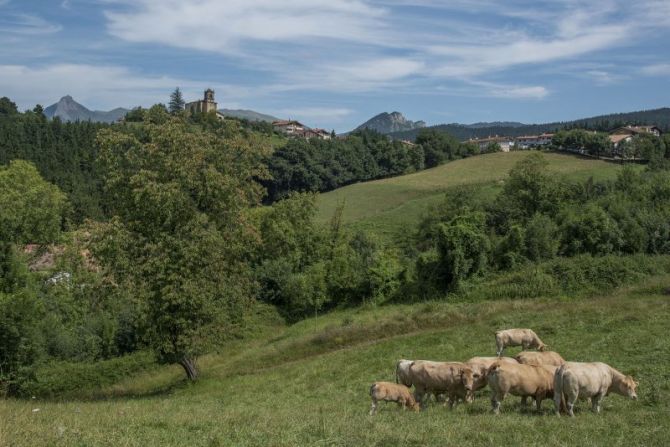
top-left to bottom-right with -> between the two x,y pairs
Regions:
0,97 -> 108,222
389,107 -> 670,141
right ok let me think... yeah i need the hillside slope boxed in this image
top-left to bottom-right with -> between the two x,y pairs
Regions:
218,109 -> 279,122
315,151 -> 631,238
3,275 -> 669,446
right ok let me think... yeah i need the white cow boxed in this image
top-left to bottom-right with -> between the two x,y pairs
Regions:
554,361 -> 638,416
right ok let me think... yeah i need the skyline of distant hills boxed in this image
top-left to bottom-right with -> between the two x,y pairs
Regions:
40,96 -> 670,141
385,108 -> 670,141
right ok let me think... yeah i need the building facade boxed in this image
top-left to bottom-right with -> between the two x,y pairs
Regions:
186,89 -> 218,114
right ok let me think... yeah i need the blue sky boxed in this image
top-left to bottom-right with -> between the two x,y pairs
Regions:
1,0 -> 669,132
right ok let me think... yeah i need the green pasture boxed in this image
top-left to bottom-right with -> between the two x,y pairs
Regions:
2,274 -> 668,446
316,152 -> 635,240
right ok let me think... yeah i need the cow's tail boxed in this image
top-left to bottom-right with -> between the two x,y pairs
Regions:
553,366 -> 565,415
369,383 -> 377,397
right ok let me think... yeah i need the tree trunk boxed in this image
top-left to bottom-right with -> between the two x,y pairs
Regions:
179,356 -> 198,381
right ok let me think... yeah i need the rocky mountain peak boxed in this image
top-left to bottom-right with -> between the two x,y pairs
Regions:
354,111 -> 426,134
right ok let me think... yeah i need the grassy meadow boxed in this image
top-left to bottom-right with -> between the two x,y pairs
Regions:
316,151 -> 635,240
2,274 -> 669,446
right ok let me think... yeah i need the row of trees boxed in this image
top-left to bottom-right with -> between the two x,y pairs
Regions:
265,128 -> 492,202
551,129 -> 670,165
265,129 -> 424,202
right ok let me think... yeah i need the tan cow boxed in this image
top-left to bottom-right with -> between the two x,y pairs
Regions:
466,356 -> 518,393
495,328 -> 547,356
409,361 -> 477,410
515,351 -> 565,367
369,382 -> 420,415
396,359 -> 446,403
512,351 -> 565,406
553,362 -> 638,417
488,362 -> 558,414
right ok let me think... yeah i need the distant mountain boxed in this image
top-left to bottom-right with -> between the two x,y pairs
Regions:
354,111 -> 426,134
388,108 -> 670,142
219,109 -> 279,123
44,96 -> 129,123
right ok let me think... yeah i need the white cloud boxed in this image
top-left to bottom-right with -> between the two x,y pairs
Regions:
275,57 -> 425,93
0,64 -> 252,110
430,24 -> 628,78
104,0 -> 386,53
640,64 -> 670,76
584,70 -> 626,86
466,81 -> 549,99
0,13 -> 62,35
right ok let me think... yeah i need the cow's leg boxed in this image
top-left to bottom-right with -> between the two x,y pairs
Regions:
369,399 -> 378,416
521,396 -> 528,407
535,395 -> 543,412
591,394 -> 603,414
415,390 -> 428,411
565,391 -> 577,417
491,391 -> 503,414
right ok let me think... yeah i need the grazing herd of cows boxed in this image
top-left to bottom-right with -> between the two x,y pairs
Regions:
369,328 -> 639,417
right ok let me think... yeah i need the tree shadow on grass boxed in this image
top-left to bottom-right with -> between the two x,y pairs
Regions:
26,374 -> 193,404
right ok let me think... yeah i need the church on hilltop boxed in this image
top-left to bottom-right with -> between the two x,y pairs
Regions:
185,89 -> 221,115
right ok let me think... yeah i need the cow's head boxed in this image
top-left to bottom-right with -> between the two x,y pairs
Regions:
460,367 -> 475,392
621,375 -> 638,400
538,343 -> 548,352
396,360 -> 414,387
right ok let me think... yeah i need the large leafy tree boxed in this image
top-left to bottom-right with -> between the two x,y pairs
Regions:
0,161 -> 67,389
489,153 -> 564,232
91,117 -> 269,380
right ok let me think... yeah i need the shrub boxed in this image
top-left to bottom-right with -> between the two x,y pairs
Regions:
436,211 -> 490,290
456,254 -> 670,302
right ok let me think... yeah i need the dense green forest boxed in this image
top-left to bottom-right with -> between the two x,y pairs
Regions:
389,107 -> 670,141
1,95 -> 670,396
0,97 -> 108,223
265,128 -> 491,202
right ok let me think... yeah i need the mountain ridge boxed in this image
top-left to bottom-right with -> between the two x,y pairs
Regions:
218,109 -> 279,122
44,96 -> 129,123
354,111 -> 426,134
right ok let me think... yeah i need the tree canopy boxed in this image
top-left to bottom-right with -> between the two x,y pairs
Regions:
90,116 -> 269,380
